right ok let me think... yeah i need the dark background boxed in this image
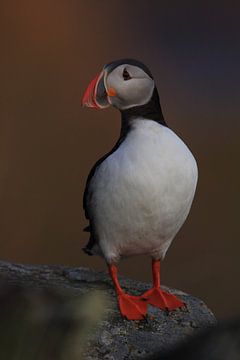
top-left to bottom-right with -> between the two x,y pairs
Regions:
0,1 -> 239,318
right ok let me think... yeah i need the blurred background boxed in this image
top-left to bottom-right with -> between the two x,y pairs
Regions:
0,1 -> 239,319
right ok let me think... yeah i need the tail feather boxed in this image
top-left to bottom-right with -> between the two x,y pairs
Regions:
83,225 -> 91,232
82,246 -> 93,256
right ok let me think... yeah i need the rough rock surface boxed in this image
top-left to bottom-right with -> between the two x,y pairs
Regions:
0,261 -> 216,359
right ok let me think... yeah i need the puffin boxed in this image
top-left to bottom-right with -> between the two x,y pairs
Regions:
81,59 -> 198,320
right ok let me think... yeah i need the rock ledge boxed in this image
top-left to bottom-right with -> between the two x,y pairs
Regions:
0,261 -> 216,359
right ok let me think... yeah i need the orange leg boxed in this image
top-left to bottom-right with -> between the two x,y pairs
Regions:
109,264 -> 147,320
142,259 -> 184,310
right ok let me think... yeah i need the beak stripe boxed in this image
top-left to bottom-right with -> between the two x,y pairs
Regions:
82,72 -> 103,109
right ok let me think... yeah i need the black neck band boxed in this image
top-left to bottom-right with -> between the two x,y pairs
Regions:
120,87 -> 167,127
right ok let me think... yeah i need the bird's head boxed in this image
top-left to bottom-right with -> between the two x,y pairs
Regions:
81,59 -> 155,111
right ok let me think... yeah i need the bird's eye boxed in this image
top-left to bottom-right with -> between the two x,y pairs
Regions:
122,68 -> 132,81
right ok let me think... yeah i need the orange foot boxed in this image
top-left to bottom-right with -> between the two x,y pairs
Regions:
117,293 -> 148,320
142,287 -> 184,310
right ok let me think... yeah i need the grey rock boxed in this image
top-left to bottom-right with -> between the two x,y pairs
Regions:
0,261 -> 216,359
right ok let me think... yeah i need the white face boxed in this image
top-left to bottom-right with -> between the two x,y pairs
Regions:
105,64 -> 155,110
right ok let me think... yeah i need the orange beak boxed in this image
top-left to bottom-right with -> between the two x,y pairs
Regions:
82,72 -> 103,108
82,70 -> 112,109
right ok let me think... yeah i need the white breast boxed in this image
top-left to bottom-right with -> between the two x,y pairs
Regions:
89,119 -> 198,263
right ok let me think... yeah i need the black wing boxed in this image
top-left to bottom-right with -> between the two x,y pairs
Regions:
83,152 -> 112,221
82,117 -> 132,254
82,151 -> 118,255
